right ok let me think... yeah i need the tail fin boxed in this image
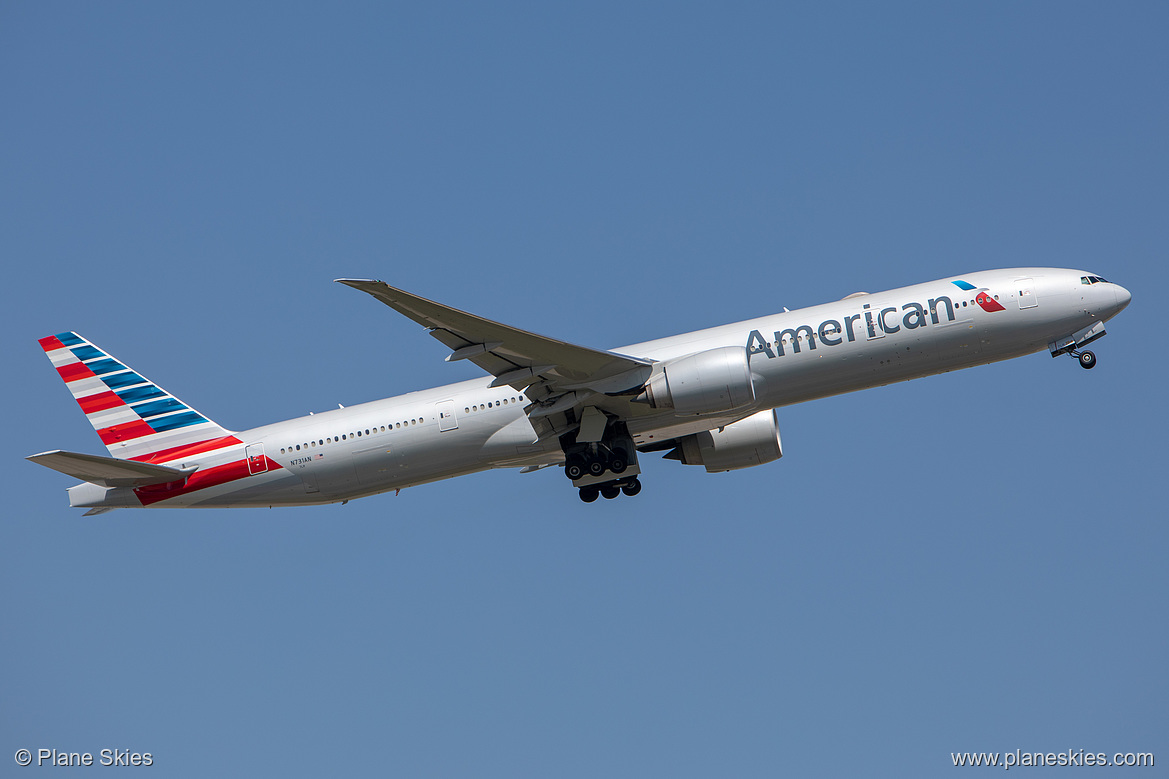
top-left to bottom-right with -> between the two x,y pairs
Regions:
38,332 -> 237,461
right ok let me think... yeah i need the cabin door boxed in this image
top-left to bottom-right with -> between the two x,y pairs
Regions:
437,400 -> 459,432
245,443 -> 268,475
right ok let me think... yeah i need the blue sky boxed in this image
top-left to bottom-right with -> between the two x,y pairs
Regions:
2,3 -> 1165,776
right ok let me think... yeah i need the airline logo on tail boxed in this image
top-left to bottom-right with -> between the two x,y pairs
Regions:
952,280 -> 1006,312
38,332 -> 236,461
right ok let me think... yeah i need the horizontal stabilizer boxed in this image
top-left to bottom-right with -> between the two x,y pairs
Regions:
27,449 -> 195,488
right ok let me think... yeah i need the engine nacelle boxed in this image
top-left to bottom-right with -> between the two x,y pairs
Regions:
639,346 -> 757,416
667,409 -> 783,473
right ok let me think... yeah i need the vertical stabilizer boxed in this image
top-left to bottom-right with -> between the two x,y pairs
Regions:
38,332 -> 239,462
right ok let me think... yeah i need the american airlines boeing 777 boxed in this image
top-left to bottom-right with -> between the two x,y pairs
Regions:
30,268 -> 1130,510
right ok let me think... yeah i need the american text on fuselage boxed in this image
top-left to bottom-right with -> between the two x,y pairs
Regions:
745,293 -> 964,360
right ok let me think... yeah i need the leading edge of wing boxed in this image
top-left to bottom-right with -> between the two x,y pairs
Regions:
335,279 -> 651,393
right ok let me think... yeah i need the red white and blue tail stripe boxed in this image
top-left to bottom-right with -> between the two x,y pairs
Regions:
38,332 -> 239,461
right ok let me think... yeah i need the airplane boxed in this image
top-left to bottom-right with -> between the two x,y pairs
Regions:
29,268 -> 1130,511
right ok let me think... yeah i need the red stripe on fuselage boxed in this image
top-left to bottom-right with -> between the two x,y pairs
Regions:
78,391 -> 126,414
58,362 -> 95,382
134,455 -> 283,506
976,292 -> 1006,312
130,435 -> 244,464
39,335 -> 67,352
97,419 -> 157,444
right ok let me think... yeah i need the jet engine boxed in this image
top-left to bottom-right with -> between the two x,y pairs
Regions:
637,346 -> 757,415
664,409 -> 783,473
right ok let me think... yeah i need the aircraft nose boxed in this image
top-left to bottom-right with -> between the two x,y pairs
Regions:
1113,283 -> 1132,313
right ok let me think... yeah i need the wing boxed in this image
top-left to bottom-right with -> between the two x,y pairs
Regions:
336,279 -> 654,438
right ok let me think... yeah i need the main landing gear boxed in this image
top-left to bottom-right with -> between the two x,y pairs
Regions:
578,477 -> 642,503
562,420 -> 643,503
563,446 -> 630,480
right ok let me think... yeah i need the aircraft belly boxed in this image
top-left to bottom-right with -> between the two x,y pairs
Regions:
348,421 -> 494,491
930,315 -> 981,368
184,473 -> 308,506
312,452 -> 359,495
480,415 -> 557,467
749,330 -> 933,408
132,471 -> 308,508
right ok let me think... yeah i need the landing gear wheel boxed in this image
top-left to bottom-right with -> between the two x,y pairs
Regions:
565,459 -> 584,480
588,459 -> 606,477
1078,350 -> 1096,369
621,478 -> 642,497
600,485 -> 620,500
579,487 -> 599,503
608,449 -> 628,475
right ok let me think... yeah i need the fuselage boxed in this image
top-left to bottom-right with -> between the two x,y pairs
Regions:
65,268 -> 1130,509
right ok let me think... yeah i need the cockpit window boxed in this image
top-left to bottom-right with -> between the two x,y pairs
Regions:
1081,275 -> 1110,285
1082,276 -> 1091,285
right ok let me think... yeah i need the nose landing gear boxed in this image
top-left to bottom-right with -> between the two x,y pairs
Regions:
1049,321 -> 1105,369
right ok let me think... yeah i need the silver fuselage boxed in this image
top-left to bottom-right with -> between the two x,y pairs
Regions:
67,268 -> 1131,508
